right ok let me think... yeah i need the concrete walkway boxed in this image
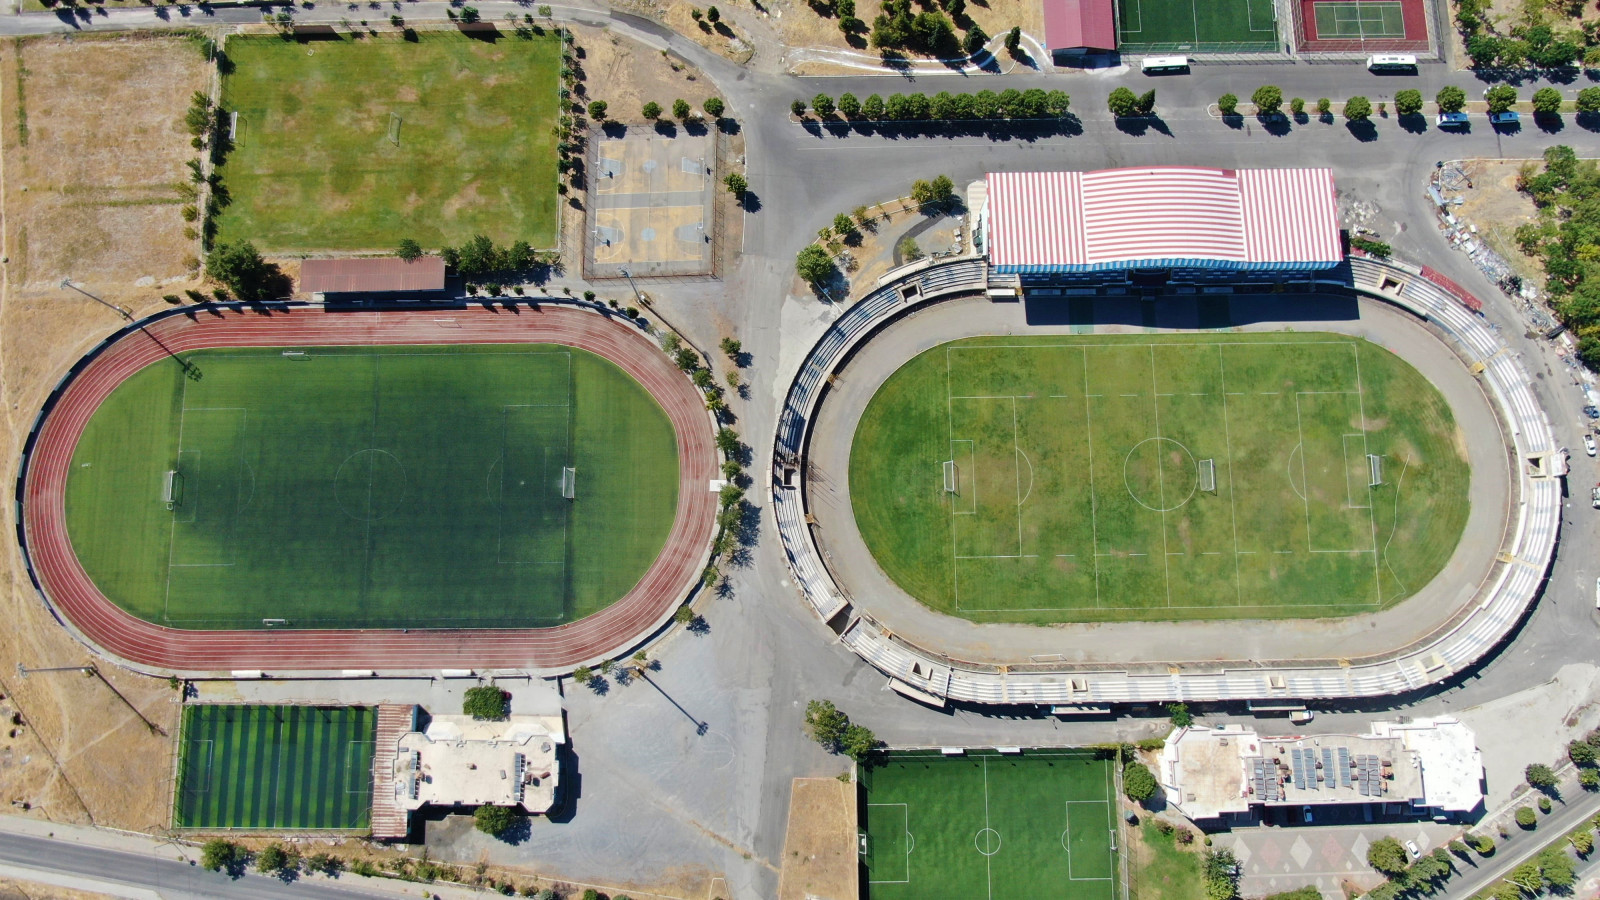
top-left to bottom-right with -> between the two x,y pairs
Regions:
804,293 -> 1513,665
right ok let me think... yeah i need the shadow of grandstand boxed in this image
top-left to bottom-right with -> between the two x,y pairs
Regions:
1023,292 -> 1360,328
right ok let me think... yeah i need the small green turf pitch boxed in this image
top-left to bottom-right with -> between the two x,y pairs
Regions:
849,333 -> 1471,624
1115,0 -> 1279,51
1314,0 -> 1406,38
65,344 -> 678,629
215,32 -> 561,252
861,750 -> 1119,900
174,704 -> 375,830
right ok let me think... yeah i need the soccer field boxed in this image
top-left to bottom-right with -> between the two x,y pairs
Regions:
174,704 -> 375,830
849,333 -> 1471,624
1116,0 -> 1280,52
214,33 -> 562,251
64,344 -> 678,629
862,750 -> 1119,900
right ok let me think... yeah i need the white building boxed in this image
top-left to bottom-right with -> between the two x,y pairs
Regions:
1159,717 -> 1482,823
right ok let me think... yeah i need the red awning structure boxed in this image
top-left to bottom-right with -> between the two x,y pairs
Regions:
1042,0 -> 1116,53
983,167 -> 1343,274
300,257 -> 446,294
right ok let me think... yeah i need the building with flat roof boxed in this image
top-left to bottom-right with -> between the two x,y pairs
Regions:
1158,718 -> 1482,823
299,257 -> 446,300
976,167 -> 1343,284
1042,0 -> 1116,59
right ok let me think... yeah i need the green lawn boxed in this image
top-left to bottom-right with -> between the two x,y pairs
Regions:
65,344 -> 678,629
1129,822 -> 1206,900
1115,0 -> 1280,51
861,750 -> 1119,900
214,32 -> 561,252
849,333 -> 1470,624
174,704 -> 375,830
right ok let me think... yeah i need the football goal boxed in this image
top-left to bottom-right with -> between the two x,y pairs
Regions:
1367,454 -> 1383,487
162,469 -> 181,510
1198,458 -> 1216,493
388,113 -> 403,147
562,466 -> 576,500
942,459 -> 958,493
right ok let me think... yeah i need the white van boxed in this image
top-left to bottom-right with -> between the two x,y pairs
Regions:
1141,56 -> 1190,75
1367,53 -> 1418,72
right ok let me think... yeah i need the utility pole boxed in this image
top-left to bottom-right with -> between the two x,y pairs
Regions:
60,278 -> 132,320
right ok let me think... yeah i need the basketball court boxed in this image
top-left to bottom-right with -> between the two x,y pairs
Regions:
585,130 -> 716,279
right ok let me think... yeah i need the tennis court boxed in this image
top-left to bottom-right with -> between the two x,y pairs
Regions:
861,749 -> 1120,900
1313,0 -> 1406,37
1116,0 -> 1280,53
65,343 -> 679,630
174,704 -> 376,830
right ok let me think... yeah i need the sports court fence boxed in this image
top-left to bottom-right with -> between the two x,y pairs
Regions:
582,125 -> 724,281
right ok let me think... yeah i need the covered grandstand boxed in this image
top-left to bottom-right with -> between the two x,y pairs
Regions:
977,167 -> 1343,280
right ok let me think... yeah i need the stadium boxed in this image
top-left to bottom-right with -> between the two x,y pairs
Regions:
773,166 -> 1557,709
16,304 -> 719,675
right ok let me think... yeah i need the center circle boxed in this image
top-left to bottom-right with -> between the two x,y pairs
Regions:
1122,437 -> 1198,513
334,449 -> 407,521
975,827 -> 1001,856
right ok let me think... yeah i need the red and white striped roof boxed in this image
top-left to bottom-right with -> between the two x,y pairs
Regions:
985,167 -> 1341,270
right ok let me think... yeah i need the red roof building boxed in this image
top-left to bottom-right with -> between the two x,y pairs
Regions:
300,257 -> 446,296
1042,0 -> 1116,57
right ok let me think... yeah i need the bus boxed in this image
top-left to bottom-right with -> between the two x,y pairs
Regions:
1141,55 -> 1190,75
1366,53 -> 1418,72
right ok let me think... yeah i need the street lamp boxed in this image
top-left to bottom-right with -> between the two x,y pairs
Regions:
60,278 -> 132,321
620,267 -> 643,303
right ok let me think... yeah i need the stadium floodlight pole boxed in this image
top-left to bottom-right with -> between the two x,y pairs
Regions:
60,278 -> 132,320
620,267 -> 643,303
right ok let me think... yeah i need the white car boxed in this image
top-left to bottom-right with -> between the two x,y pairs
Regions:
1594,576 -> 1599,609
1585,434 -> 1596,456
1406,840 -> 1421,859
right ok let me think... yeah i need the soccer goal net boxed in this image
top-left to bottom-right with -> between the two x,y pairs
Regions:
1198,458 -> 1216,493
562,467 -> 576,500
1367,454 -> 1383,487
387,113 -> 402,147
162,470 -> 181,510
942,459 -> 958,493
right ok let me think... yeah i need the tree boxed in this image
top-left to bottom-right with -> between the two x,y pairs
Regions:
463,685 -> 509,720
1509,860 -> 1543,891
1584,768 -> 1600,790
587,99 -> 608,120
1342,96 -> 1372,121
706,4 -> 719,20
837,92 -> 860,118
1448,839 -> 1470,857
791,98 -> 807,117
1290,96 -> 1305,115
1167,702 -> 1192,727
474,804 -> 521,838
1135,89 -> 1155,115
672,98 -> 692,120
812,93 -> 836,117
572,664 -> 594,684
795,244 -> 833,284
1542,847 -> 1577,888
642,100 -> 662,120
858,93 -> 883,119
1251,85 -> 1283,115
723,172 -> 747,198
805,699 -> 849,746
715,427 -> 740,455
455,233 -> 503,276
1573,828 -> 1595,855
1107,87 -> 1139,117
1436,85 -> 1466,113
1534,86 -> 1563,115
1516,805 -> 1538,828
832,212 -> 858,238
201,839 -> 243,873
1578,86 -> 1600,113
460,5 -> 480,22
207,241 -> 274,302
1393,89 -> 1423,116
700,97 -> 725,120
1473,834 -> 1495,855
259,844 -> 294,874
1202,849 -> 1239,900
1217,93 -> 1239,116
1315,97 -> 1331,115
1366,836 -> 1409,876
1466,32 -> 1503,67
396,238 -> 422,262
1123,761 -> 1158,801
1045,89 -> 1071,116
1486,84 -> 1517,114
963,25 -> 987,56
1526,762 -> 1558,789
1004,25 -> 1021,55
840,723 -> 879,762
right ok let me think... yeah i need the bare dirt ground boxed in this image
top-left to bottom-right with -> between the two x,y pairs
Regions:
768,0 -> 1042,59
0,880 -> 114,900
1449,159 -> 1546,286
574,23 -> 726,124
661,1 -> 758,62
0,34 -> 195,834
775,777 -> 857,900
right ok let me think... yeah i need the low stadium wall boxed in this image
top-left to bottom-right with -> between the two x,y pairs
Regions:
770,255 -> 1559,706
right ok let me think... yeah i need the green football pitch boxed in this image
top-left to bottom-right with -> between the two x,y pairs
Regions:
1314,1 -> 1406,38
849,333 -> 1471,624
1115,0 -> 1280,52
174,704 -> 375,830
214,33 -> 561,252
64,343 -> 678,629
862,750 -> 1119,900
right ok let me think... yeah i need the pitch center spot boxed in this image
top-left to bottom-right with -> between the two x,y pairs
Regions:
975,827 -> 1002,856
334,449 -> 408,521
1122,437 -> 1197,512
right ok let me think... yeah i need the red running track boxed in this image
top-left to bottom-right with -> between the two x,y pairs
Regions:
20,305 -> 718,673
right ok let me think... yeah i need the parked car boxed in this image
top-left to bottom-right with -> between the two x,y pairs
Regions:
1584,405 -> 1599,420
1590,483 -> 1599,509
1406,840 -> 1421,859
1489,111 -> 1521,126
1290,710 -> 1315,724
1595,576 -> 1599,609
1302,805 -> 1314,823
1584,433 -> 1596,456
1437,112 -> 1470,127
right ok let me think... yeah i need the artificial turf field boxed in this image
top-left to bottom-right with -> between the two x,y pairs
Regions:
1115,0 -> 1280,52
174,704 -> 375,830
861,750 -> 1119,900
214,33 -> 561,251
849,333 -> 1471,624
65,344 -> 678,629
